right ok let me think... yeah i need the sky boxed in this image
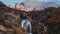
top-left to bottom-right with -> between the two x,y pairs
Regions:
0,0 -> 60,6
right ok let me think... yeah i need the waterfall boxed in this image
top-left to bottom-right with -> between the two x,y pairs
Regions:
21,19 -> 32,34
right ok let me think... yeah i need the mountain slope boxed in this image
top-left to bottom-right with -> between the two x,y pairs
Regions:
0,1 -> 26,34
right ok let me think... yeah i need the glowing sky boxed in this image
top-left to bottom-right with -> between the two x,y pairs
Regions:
0,0 -> 60,6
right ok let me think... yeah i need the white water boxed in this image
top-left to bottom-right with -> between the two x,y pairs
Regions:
21,19 -> 32,34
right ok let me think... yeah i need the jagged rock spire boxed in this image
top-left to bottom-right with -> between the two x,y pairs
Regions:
20,2 -> 25,6
15,3 -> 18,8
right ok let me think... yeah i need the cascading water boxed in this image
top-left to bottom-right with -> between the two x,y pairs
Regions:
21,19 -> 32,34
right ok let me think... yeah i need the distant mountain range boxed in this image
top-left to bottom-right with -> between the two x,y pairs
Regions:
0,1 -> 60,11
23,1 -> 60,11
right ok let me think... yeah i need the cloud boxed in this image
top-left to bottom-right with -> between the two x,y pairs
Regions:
0,0 -> 60,6
23,2 -> 45,11
24,1 -> 60,11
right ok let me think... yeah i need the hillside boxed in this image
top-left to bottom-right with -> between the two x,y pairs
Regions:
0,1 -> 26,34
